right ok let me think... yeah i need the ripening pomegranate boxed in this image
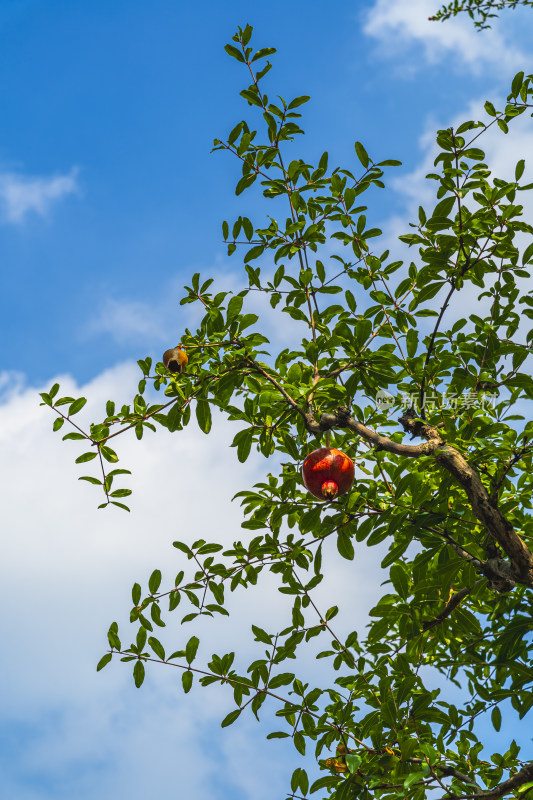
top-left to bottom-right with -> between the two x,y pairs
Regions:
302,447 -> 355,501
163,344 -> 188,373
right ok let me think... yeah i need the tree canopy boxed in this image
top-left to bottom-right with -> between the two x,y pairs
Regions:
41,7 -> 533,800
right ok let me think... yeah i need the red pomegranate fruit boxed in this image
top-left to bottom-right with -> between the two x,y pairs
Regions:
302,447 -> 355,501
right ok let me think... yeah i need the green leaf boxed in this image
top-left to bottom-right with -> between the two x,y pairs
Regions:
133,660 -> 145,688
240,89 -> 262,107
110,501 -> 130,512
497,118 -> 508,134
227,295 -> 244,321
291,768 -> 309,794
294,731 -> 306,755
221,708 -> 241,727
96,653 -> 113,672
150,602 -> 165,628
137,626 -> 147,651
354,141 -> 370,168
413,281 -> 446,306
107,623 -> 121,650
251,47 -> 276,63
241,24 -> 253,45
381,540 -> 410,568
522,241 -> 533,265
235,174 -> 257,194
75,451 -> 98,463
268,673 -> 294,688
100,445 -> 119,463
346,753 -> 362,772
511,71 -> 524,97
288,95 -> 310,109
337,532 -> 354,561
167,401 -> 182,433
173,541 -> 192,556
182,670 -> 193,693
109,488 -> 131,498
406,328 -> 418,358
244,244 -> 265,263
404,771 -> 422,790
185,636 -> 200,664
69,397 -> 87,416
232,428 -> 253,463
197,543 -> 224,555
149,569 -> 162,594
252,624 -> 273,645
224,43 -> 245,62
390,564 -> 409,600
345,289 -> 356,312
491,705 -> 502,731
148,636 -> 166,661
431,195 -> 456,219
169,590 -> 181,611
196,400 -> 212,434
132,583 -> 142,606
227,122 -> 243,146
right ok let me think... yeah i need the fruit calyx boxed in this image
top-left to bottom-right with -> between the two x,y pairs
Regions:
321,480 -> 339,500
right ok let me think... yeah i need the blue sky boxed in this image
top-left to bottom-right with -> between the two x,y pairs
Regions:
1,1 -> 533,798
2,0 -> 532,382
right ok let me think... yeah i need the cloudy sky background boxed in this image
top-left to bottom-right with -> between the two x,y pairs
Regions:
2,0 -> 533,797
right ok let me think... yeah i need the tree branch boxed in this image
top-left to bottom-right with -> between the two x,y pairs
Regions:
300,405 -> 533,587
244,357 -> 309,419
304,407 -> 443,456
443,761 -> 533,800
399,410 -> 533,588
437,765 -> 482,794
422,580 -> 484,631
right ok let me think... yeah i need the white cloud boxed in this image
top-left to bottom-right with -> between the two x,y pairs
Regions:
363,0 -> 527,74
0,362 -> 386,798
0,167 -> 79,223
86,297 -> 169,344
